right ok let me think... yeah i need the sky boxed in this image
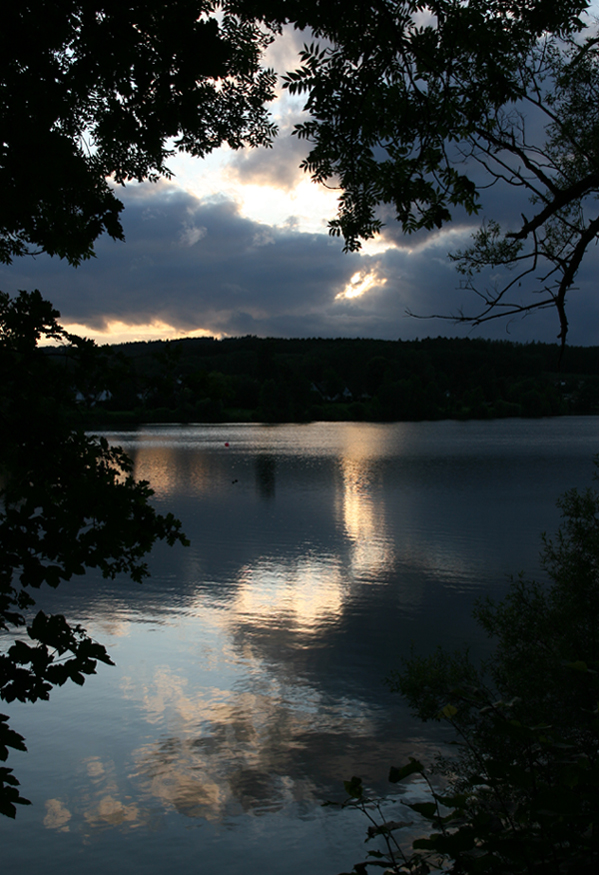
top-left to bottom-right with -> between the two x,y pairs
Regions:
2,23 -> 599,347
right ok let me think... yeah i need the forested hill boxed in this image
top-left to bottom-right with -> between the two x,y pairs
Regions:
64,335 -> 599,424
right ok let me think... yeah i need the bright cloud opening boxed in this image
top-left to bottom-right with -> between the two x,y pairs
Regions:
235,178 -> 339,234
336,269 -> 387,301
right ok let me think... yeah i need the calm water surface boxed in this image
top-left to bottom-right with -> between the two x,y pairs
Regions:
2,419 -> 599,874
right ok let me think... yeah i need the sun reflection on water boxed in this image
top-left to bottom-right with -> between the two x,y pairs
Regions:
337,454 -> 394,578
131,443 -> 215,495
233,557 -> 346,635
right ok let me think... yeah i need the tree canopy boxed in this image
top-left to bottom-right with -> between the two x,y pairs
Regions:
0,1 -> 276,265
3,2 -> 598,339
240,0 -> 597,343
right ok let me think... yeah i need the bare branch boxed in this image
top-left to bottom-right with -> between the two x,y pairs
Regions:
554,213 -> 599,346
507,173 -> 599,242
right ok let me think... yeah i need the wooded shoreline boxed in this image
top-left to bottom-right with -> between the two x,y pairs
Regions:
61,334 -> 599,426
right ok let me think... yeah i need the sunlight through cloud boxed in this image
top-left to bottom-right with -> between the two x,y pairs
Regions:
336,269 -> 387,301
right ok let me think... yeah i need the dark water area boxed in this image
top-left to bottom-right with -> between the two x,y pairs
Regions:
2,419 -> 598,874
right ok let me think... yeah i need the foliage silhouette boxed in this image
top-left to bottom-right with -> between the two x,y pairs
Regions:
240,0 -> 598,342
4,3 -> 599,338
0,1 -> 276,265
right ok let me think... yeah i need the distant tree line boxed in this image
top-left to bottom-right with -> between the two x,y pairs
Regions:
55,334 -> 599,425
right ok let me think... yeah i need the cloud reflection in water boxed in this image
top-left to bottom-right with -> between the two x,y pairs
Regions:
24,419 -> 592,854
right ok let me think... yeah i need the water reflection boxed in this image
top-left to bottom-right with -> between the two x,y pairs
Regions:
234,557 -> 345,636
116,658 -> 423,823
44,799 -> 72,832
4,421 -> 599,875
78,756 -> 148,832
130,441 -> 219,495
337,453 -> 394,578
255,455 -> 276,500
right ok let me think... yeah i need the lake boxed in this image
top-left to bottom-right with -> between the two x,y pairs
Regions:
2,418 -> 599,874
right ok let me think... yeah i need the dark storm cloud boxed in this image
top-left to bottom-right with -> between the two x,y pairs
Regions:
0,181 -> 596,344
0,183 -> 365,335
372,153 -> 599,348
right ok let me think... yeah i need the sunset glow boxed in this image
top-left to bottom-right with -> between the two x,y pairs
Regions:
59,319 -> 218,346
